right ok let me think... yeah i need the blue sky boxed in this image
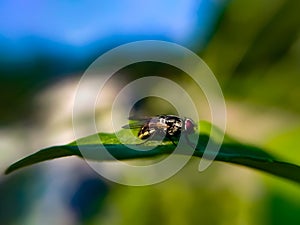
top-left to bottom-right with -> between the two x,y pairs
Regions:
0,0 -> 228,72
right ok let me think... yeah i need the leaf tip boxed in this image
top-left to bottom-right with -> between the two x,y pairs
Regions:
4,166 -> 14,175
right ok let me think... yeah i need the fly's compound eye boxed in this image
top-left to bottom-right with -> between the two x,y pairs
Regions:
184,118 -> 196,134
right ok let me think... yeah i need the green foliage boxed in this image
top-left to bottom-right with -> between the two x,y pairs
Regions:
5,122 -> 300,184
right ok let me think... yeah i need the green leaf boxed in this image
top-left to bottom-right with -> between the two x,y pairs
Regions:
5,122 -> 300,184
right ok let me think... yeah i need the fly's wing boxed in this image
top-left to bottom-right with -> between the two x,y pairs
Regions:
121,117 -> 150,130
122,121 -> 144,129
124,116 -> 166,128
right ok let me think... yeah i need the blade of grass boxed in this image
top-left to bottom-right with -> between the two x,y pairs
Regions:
5,130 -> 300,184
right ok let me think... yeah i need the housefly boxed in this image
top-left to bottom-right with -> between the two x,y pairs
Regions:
122,115 -> 196,146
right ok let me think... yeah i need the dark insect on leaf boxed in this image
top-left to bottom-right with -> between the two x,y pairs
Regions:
123,115 -> 196,146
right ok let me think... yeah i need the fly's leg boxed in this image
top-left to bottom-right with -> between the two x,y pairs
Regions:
184,133 -> 196,148
166,135 -> 177,146
167,135 -> 195,148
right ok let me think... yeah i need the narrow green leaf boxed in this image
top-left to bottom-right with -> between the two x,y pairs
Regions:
5,123 -> 300,184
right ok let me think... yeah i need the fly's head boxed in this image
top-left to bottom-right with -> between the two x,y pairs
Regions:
184,118 -> 196,134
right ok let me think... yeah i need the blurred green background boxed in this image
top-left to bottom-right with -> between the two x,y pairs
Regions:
1,0 -> 300,224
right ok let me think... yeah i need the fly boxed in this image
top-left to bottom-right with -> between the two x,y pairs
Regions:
123,115 -> 196,146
